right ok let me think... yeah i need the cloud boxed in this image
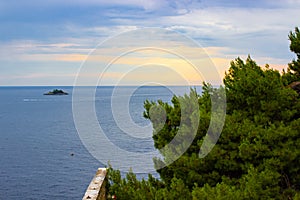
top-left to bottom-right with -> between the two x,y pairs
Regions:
1,0 -> 300,85
160,6 -> 299,60
0,40 -> 92,62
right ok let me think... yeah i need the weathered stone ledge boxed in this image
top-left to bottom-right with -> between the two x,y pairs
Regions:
82,168 -> 107,200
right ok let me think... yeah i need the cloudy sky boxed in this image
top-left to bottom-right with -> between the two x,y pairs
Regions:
1,0 -> 300,86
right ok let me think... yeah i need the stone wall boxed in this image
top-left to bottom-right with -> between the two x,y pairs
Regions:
82,168 -> 107,200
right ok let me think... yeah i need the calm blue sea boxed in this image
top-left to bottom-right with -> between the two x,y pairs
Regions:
0,86 -> 200,199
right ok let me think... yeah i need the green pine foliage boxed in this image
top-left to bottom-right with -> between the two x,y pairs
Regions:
106,28 -> 300,199
283,27 -> 300,83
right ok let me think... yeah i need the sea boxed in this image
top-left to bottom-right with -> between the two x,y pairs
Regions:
0,86 -> 200,199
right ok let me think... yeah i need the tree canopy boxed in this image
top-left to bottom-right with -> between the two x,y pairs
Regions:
283,27 -> 300,83
107,28 -> 300,200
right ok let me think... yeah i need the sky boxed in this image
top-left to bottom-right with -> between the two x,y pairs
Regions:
1,0 -> 300,86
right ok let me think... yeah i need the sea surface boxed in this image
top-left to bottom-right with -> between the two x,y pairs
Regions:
0,86 -> 200,199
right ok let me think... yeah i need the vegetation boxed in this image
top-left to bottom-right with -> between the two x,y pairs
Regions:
284,27 -> 300,83
106,28 -> 300,199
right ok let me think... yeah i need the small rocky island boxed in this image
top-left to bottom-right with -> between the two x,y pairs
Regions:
44,89 -> 68,95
